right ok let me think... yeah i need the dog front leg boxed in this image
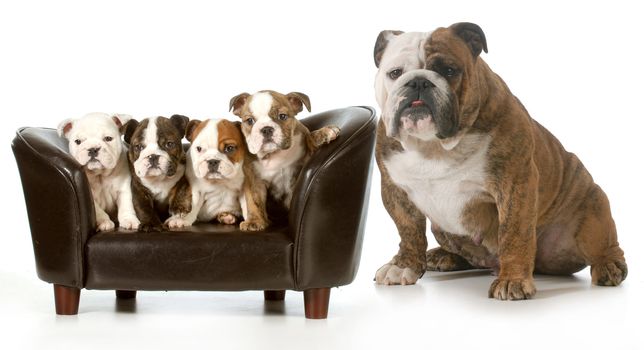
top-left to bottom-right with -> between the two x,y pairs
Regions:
488,161 -> 538,300
240,178 -> 269,231
94,202 -> 115,232
165,188 -> 201,229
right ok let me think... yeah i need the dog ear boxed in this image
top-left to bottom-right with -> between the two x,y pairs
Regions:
122,119 -> 139,144
57,118 -> 75,138
111,113 -> 133,134
449,22 -> 488,58
286,92 -> 311,114
374,30 -> 404,68
185,119 -> 202,143
170,114 -> 190,136
229,93 -> 250,117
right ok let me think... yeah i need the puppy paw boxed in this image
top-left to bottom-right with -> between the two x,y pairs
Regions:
96,219 -> 115,232
217,212 -> 238,225
488,277 -> 536,300
138,222 -> 163,233
311,125 -> 340,147
165,216 -> 191,229
426,247 -> 474,272
374,263 -> 421,286
119,216 -> 140,230
240,220 -> 268,231
591,261 -> 628,286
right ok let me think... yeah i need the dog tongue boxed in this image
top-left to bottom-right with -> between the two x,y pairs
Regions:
411,100 -> 424,107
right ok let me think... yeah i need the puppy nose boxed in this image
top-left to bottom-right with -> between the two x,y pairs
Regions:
148,154 -> 160,167
260,126 -> 274,138
207,159 -> 220,172
405,77 -> 434,91
88,147 -> 100,157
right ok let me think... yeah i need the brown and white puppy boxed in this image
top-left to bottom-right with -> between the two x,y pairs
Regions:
165,118 -> 246,228
57,112 -> 140,231
373,23 -> 627,299
123,115 -> 190,232
229,90 -> 340,231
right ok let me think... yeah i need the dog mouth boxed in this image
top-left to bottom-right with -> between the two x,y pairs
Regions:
396,99 -> 435,132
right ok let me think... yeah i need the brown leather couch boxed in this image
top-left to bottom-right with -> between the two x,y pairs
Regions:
12,106 -> 376,319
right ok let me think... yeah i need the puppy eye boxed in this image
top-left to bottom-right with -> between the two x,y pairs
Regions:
388,68 -> 403,80
224,145 -> 237,154
103,136 -> 113,142
196,146 -> 202,152
74,139 -> 82,145
134,144 -> 144,152
246,117 -> 255,126
444,67 -> 456,77
166,141 -> 175,149
278,113 -> 288,121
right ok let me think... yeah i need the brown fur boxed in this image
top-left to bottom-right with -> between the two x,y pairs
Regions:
376,23 -> 626,299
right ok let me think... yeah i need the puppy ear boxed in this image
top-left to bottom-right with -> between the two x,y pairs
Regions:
170,114 -> 190,136
229,93 -> 250,117
185,119 -> 202,143
57,118 -> 74,138
374,30 -> 404,68
123,119 -> 139,144
111,113 -> 133,133
449,22 -> 488,58
286,92 -> 311,114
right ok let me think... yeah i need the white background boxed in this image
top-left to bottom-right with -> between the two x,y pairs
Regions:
1,1 -> 642,349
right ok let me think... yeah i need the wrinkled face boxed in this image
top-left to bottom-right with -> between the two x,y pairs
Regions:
127,117 -> 186,179
188,119 -> 244,180
375,31 -> 458,143
230,90 -> 310,158
58,113 -> 125,172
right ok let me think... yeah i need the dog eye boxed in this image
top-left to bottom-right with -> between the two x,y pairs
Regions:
224,145 -> 237,154
278,114 -> 288,121
196,146 -> 202,152
246,117 -> 255,126
103,136 -> 113,142
388,68 -> 403,80
74,139 -> 81,145
441,66 -> 457,77
165,141 -> 175,149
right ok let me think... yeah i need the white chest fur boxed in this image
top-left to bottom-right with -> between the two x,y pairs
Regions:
255,134 -> 305,205
384,137 -> 491,236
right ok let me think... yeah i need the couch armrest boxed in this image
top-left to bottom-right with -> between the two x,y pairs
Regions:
12,127 -> 94,288
290,106 -> 377,290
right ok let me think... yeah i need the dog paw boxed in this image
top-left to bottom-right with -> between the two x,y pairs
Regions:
165,216 -> 191,229
119,216 -> 140,230
240,220 -> 268,231
374,263 -> 421,286
488,277 -> 536,300
426,247 -> 474,272
137,222 -> 162,233
217,212 -> 238,225
591,261 -> 628,286
311,125 -> 340,147
96,219 -> 115,232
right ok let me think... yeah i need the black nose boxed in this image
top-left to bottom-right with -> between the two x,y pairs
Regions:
88,147 -> 100,158
405,77 -> 434,91
260,127 -> 274,138
207,159 -> 220,172
148,154 -> 160,167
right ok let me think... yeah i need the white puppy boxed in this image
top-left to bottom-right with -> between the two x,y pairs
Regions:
57,112 -> 140,231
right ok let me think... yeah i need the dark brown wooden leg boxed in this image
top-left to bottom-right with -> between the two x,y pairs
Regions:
264,290 -> 286,301
116,290 -> 137,299
54,284 -> 80,315
303,288 -> 330,319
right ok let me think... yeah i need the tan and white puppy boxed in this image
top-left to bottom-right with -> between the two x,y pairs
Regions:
123,115 -> 190,232
165,119 -> 246,228
57,112 -> 140,231
229,90 -> 340,231
373,23 -> 627,300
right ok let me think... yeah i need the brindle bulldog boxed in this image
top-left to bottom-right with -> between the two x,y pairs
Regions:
372,22 -> 627,300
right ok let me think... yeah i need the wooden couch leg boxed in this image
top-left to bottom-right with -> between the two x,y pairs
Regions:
264,290 -> 286,301
54,284 -> 80,315
116,290 -> 137,299
303,288 -> 330,319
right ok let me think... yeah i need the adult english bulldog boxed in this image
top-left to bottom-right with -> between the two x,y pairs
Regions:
373,22 -> 627,300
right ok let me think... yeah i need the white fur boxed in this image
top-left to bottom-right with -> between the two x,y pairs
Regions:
384,136 -> 491,237
375,262 -> 420,285
247,92 -> 283,155
165,119 -> 244,228
57,113 -> 139,231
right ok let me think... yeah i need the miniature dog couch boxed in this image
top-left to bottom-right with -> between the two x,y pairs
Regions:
12,106 -> 376,319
